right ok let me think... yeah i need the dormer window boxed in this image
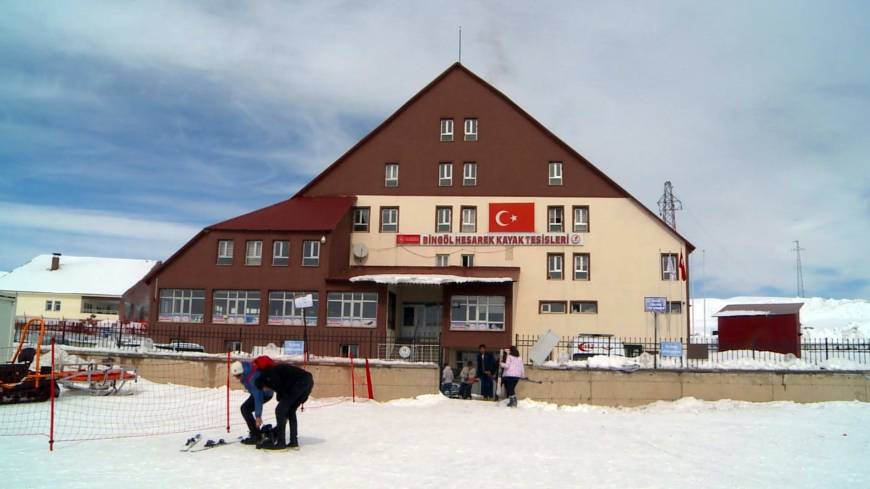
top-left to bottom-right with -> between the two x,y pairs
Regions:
440,119 -> 454,141
464,118 -> 478,141
385,163 -> 399,187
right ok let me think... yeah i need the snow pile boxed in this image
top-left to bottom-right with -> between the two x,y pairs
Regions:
0,254 -> 157,296
691,297 -> 870,339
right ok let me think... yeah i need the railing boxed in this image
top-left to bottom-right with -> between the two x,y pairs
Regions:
12,320 -> 442,362
514,334 -> 870,370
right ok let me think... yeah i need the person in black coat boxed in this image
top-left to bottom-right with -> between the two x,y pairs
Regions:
475,344 -> 497,400
253,358 -> 314,450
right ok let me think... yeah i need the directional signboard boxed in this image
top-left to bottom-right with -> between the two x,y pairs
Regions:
644,297 -> 667,313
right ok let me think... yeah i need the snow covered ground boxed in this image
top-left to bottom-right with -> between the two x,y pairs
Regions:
3,389 -> 869,489
691,297 -> 870,339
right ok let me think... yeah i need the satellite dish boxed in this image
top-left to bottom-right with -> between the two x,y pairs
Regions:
398,345 -> 412,359
352,243 -> 369,259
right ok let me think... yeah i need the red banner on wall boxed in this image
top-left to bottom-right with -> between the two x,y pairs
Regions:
396,234 -> 421,245
488,203 -> 535,232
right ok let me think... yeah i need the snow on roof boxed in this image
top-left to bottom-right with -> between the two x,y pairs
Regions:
713,310 -> 771,317
0,255 -> 158,296
349,274 -> 514,285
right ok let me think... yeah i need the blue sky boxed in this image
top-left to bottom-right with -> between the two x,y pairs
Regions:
1,1 -> 868,299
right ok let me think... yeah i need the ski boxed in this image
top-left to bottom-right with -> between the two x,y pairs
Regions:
189,436 -> 244,453
180,434 -> 201,452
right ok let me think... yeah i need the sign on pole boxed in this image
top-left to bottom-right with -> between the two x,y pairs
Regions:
294,294 -> 314,309
283,340 -> 305,357
644,297 -> 667,313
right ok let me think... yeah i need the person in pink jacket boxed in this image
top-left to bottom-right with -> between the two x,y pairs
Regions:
500,346 -> 525,408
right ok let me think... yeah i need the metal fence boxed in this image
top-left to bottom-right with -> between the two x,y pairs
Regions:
515,334 -> 870,370
12,320 -> 442,362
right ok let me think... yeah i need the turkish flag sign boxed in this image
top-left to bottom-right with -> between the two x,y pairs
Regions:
488,203 -> 535,232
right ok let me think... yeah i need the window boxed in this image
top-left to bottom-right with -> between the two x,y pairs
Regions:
217,240 -> 234,265
460,206 -> 476,233
450,295 -> 505,331
464,118 -> 478,141
463,162 -> 477,186
352,207 -> 370,232
539,301 -> 567,314
667,301 -> 683,314
570,301 -> 598,314
245,240 -> 262,266
436,254 -> 450,267
158,289 -> 205,323
438,162 -> 453,186
461,254 -> 474,267
380,207 -> 399,232
573,253 -> 590,281
661,253 -> 678,281
45,300 -> 52,311
302,241 -> 320,266
213,290 -> 260,324
340,344 -> 360,357
268,291 -> 319,326
547,253 -> 564,280
573,206 -> 589,232
53,300 -> 61,311
81,297 -> 119,315
272,240 -> 289,266
548,161 -> 563,186
385,163 -> 399,187
326,292 -> 378,327
436,206 -> 452,233
547,206 -> 564,232
440,119 -> 454,141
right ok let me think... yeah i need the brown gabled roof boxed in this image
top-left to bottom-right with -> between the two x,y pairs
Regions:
717,303 -> 804,316
208,196 -> 355,232
141,196 -> 355,284
293,62 -> 694,252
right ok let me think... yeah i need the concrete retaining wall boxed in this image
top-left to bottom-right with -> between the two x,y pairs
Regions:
71,351 -> 869,405
72,351 -> 439,401
517,367 -> 870,406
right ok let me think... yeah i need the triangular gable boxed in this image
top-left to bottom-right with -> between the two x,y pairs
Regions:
294,62 -> 693,250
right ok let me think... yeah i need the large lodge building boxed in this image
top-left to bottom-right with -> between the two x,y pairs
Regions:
124,63 -> 693,364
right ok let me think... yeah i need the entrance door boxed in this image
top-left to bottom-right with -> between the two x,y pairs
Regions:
401,303 -> 442,341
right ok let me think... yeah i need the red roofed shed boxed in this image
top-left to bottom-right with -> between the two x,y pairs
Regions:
714,303 -> 803,357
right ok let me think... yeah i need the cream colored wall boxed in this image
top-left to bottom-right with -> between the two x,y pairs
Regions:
351,195 -> 688,338
15,292 -> 120,321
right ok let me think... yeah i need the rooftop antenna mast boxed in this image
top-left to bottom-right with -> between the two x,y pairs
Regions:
458,26 -> 462,63
657,181 -> 683,230
791,240 -> 806,297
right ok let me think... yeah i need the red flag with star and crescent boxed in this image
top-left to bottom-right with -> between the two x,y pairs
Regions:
679,253 -> 687,281
488,203 -> 535,232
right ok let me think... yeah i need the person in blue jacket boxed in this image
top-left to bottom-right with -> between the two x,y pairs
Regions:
231,360 -> 274,445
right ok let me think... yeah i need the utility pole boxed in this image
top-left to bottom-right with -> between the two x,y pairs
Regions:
657,181 -> 683,230
791,240 -> 806,297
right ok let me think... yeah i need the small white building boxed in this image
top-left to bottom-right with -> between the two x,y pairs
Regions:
0,253 -> 158,321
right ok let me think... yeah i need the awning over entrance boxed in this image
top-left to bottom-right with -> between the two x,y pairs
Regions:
331,265 -> 521,284
349,274 -> 512,285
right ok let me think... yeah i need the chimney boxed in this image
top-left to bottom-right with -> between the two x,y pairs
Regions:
50,253 -> 61,271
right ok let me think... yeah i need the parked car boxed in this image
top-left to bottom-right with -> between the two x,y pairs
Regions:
571,334 -> 643,360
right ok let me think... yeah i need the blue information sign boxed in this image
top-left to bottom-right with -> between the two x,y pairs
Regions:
660,341 -> 683,358
283,340 -> 305,356
644,297 -> 667,313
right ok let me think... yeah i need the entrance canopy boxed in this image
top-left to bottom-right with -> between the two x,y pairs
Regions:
333,265 -> 521,284
349,274 -> 512,285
